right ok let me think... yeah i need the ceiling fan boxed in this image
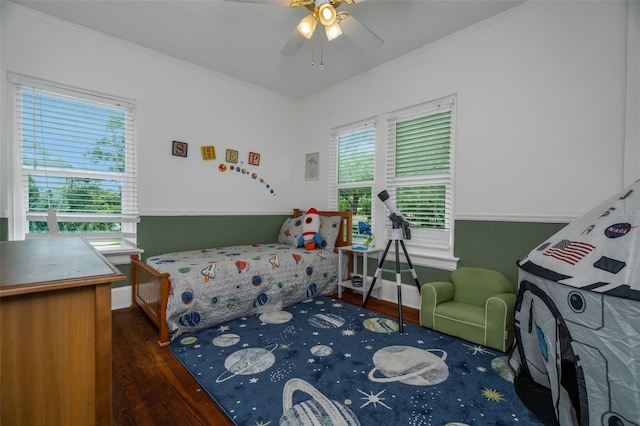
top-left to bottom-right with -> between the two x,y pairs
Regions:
227,0 -> 383,56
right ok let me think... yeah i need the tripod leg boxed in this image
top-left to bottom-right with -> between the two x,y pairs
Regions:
399,240 -> 422,294
395,240 -> 404,333
362,239 -> 392,309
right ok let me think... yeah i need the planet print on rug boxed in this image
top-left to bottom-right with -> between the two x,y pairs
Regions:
212,334 -> 240,347
280,378 -> 360,426
363,317 -> 400,333
308,313 -> 345,328
169,297 -> 542,425
310,345 -> 333,357
368,346 -> 449,386
216,343 -> 279,383
259,311 -> 293,324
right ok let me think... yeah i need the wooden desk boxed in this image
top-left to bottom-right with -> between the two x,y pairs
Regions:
0,238 -> 124,425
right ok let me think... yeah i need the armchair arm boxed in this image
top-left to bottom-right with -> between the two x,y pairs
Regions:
420,281 -> 455,329
484,293 -> 516,352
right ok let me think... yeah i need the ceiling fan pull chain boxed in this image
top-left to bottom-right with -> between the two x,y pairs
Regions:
320,36 -> 325,70
311,32 -> 316,66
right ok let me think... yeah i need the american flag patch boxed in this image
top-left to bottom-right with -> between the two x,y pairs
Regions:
543,239 -> 595,265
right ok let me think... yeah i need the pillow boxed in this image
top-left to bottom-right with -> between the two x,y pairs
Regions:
278,214 -> 343,249
278,216 -> 304,246
319,215 -> 343,250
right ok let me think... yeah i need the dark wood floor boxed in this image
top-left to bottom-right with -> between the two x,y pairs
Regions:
112,289 -> 419,425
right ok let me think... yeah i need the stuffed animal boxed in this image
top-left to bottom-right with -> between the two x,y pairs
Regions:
298,207 -> 323,250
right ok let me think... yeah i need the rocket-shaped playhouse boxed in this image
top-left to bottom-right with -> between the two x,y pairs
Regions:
509,180 -> 640,426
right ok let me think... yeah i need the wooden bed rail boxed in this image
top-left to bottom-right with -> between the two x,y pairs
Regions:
131,254 -> 171,346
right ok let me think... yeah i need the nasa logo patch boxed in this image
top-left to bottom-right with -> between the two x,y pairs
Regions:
604,223 -> 636,238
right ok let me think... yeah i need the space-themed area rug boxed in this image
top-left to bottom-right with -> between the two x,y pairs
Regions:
168,297 -> 541,425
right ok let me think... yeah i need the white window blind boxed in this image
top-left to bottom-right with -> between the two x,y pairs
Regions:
12,75 -> 138,245
386,96 -> 455,254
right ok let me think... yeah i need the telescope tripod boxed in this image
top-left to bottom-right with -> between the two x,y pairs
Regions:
362,226 -> 421,333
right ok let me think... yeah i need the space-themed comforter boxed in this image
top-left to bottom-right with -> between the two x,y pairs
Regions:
146,243 -> 347,340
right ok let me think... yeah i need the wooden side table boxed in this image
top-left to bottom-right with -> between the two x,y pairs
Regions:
0,238 -> 124,425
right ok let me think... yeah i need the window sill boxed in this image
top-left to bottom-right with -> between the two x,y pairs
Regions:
379,246 -> 458,271
408,251 -> 459,271
93,243 -> 142,265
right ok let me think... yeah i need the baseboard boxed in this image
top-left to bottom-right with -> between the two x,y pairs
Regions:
376,279 -> 421,310
112,286 -> 132,310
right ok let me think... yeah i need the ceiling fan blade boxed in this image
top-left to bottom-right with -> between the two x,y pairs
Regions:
280,28 -> 306,56
340,14 -> 383,51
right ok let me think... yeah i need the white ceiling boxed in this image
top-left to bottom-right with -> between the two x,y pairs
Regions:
9,0 -> 524,99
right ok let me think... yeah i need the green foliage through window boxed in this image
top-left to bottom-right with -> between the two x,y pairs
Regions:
396,185 -> 446,230
15,77 -> 136,238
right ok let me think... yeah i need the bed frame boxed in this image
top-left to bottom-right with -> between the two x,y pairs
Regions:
130,210 -> 352,346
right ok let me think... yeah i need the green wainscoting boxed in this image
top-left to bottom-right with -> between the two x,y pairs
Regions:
138,216 -> 567,288
453,220 -> 567,285
1,215 -> 567,290
113,264 -> 131,289
0,218 -> 7,241
367,220 -> 567,288
138,214 -> 290,259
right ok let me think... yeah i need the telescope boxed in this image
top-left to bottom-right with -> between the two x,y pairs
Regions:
362,190 -> 422,332
378,190 -> 411,240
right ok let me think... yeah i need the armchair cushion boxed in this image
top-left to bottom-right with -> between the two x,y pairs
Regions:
449,267 -> 514,306
420,267 -> 516,352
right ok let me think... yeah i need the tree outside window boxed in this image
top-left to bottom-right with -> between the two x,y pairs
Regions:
11,74 -> 137,244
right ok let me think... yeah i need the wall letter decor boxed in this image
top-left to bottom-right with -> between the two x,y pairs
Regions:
248,152 -> 261,166
201,146 -> 216,160
172,140 -> 188,157
226,149 -> 239,163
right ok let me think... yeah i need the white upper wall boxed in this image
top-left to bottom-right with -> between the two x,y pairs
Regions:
0,3 -> 302,217
1,1 -> 635,223
298,1 -> 631,222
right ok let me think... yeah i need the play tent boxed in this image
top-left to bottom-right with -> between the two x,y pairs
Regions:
509,180 -> 640,426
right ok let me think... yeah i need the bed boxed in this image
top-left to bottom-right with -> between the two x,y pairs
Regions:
130,209 -> 352,346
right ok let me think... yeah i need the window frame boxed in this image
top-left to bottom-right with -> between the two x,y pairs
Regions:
329,119 -> 377,243
330,96 -> 458,270
384,96 -> 457,269
8,73 -> 139,256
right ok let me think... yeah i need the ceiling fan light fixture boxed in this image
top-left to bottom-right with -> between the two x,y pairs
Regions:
318,3 -> 336,26
297,14 -> 317,39
325,21 -> 342,41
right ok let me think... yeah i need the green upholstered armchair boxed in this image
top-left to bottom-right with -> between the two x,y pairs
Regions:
420,267 -> 516,352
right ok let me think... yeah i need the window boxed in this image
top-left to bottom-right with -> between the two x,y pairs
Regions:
330,96 -> 456,269
329,122 -> 376,242
9,74 -> 138,250
386,97 -> 455,261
